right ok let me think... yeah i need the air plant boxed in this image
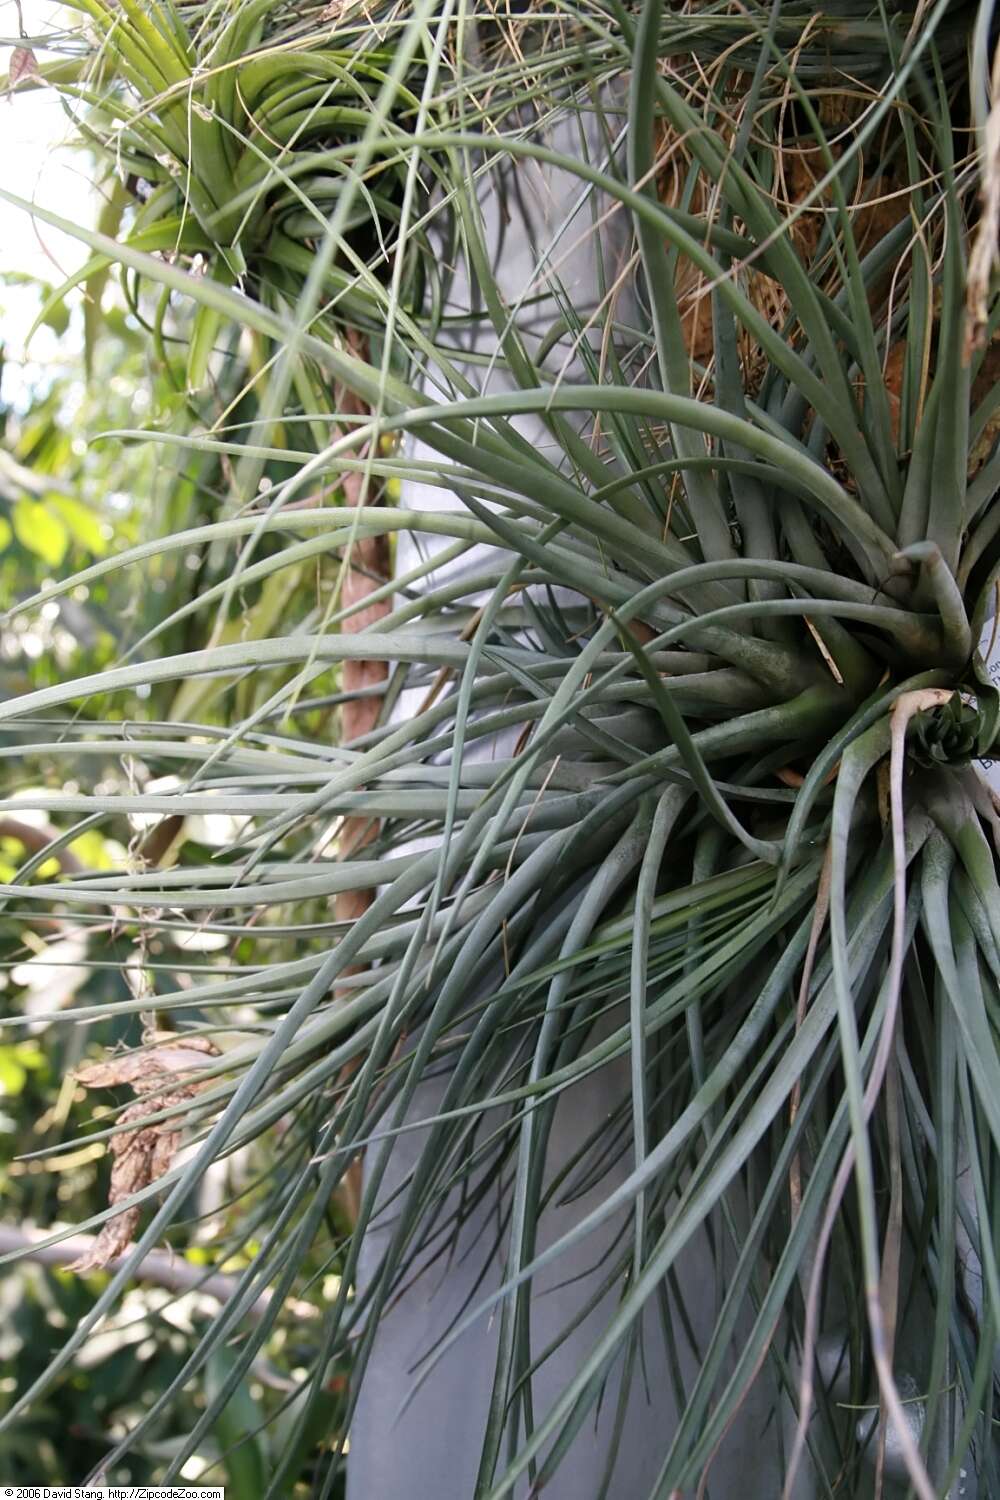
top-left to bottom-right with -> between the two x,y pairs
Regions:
0,0 -> 999,1493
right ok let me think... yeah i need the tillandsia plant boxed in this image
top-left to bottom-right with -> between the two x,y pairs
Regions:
1,0 -> 1000,1494
36,0 -> 452,375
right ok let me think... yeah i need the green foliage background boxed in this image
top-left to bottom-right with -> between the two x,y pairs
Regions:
0,275 -> 349,1490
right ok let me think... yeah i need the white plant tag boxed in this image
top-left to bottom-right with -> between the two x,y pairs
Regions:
976,616 -> 1000,791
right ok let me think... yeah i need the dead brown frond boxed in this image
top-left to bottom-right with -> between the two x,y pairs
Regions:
68,1036 -> 220,1273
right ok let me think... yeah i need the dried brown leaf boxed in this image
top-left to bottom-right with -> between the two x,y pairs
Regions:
69,1209 -> 140,1274
8,45 -> 38,92
965,51 -> 1000,361
69,1038 -> 219,1272
75,1035 -> 218,1094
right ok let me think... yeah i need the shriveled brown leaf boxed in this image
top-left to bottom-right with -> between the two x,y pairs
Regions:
75,1035 -> 219,1094
965,50 -> 1000,361
69,1037 -> 219,1273
70,1209 -> 140,1274
69,1099 -> 173,1273
8,45 -> 38,92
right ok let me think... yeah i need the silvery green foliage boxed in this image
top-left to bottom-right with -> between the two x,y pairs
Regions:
0,0 -> 997,1494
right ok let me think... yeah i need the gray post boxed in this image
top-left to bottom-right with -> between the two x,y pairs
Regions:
346,105 -> 981,1500
346,111 -> 809,1499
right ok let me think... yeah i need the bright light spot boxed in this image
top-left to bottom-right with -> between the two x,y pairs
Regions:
1,0 -> 94,355
180,1456 -> 211,1481
5,800 -> 55,828
174,928 -> 229,953
189,811 -> 251,848
12,934 -> 89,1014
144,774 -> 180,796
